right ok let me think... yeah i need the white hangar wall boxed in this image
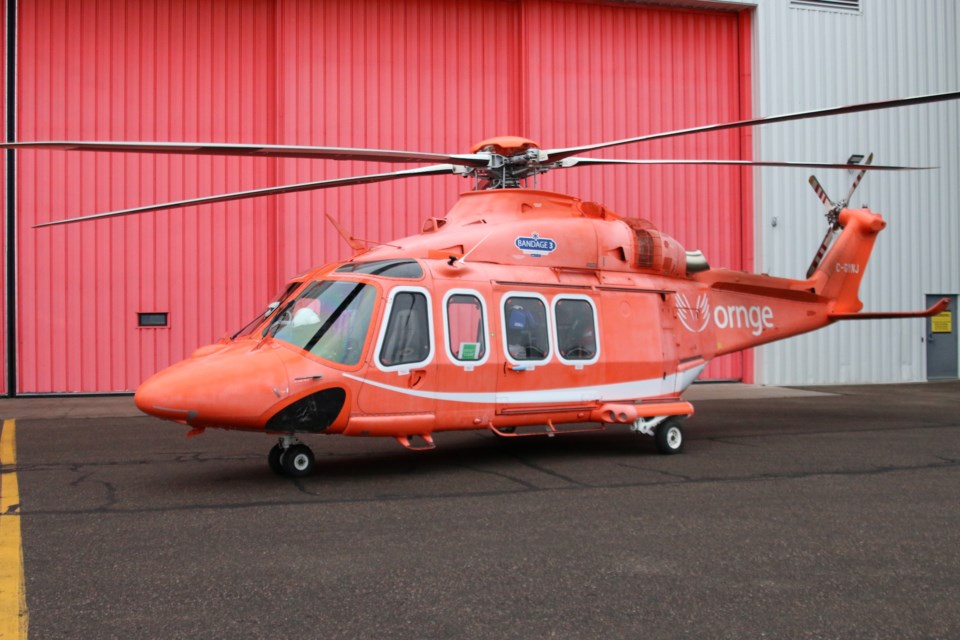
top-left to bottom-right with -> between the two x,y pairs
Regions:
639,0 -> 957,385
728,0 -> 958,385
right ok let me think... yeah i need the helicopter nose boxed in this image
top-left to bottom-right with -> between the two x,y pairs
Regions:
134,344 -> 291,429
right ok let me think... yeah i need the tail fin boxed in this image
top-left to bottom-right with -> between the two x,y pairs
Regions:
808,208 -> 886,313
805,153 -> 873,277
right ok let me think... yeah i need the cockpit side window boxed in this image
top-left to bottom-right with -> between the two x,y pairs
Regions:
379,291 -> 431,367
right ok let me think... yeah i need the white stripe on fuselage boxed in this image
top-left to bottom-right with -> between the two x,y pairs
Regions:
344,364 -> 705,405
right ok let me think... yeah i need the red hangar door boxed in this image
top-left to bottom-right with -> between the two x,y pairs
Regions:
10,0 -> 751,393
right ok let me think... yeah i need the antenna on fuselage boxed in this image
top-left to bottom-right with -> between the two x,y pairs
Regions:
325,213 -> 401,254
456,231 -> 494,266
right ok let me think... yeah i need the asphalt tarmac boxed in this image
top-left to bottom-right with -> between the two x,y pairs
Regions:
4,381 -> 959,639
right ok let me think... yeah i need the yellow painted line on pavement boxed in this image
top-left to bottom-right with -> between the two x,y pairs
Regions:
0,420 -> 28,639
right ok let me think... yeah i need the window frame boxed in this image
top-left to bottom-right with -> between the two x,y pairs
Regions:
442,289 -> 490,369
552,294 -> 601,368
373,286 -> 435,373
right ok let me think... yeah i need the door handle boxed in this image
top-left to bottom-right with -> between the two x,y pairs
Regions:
408,369 -> 427,388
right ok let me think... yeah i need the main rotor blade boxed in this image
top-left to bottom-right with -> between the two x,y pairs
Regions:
1,141 -> 488,167
34,163 -> 461,228
546,89 -> 960,162
558,158 -> 929,171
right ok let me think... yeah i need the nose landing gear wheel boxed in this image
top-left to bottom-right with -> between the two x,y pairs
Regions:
268,438 -> 316,477
268,443 -> 285,475
655,418 -> 684,455
281,443 -> 316,477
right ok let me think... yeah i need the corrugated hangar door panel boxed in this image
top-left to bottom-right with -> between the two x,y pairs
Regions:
13,0 -> 750,392
16,0 -> 279,392
272,0 -> 523,280
520,0 -> 748,380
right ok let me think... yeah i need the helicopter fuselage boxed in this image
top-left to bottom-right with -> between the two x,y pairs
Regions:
134,188 -> 866,444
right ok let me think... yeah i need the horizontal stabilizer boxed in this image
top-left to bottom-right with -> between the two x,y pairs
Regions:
829,297 -> 949,321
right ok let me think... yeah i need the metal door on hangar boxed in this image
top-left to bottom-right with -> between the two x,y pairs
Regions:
8,0 -> 752,393
926,294 -> 958,380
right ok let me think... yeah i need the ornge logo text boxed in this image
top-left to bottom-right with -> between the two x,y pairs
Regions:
676,293 -> 775,337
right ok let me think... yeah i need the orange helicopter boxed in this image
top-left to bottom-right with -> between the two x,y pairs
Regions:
5,91 -> 957,476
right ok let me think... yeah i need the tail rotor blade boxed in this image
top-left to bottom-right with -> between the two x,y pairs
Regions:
808,175 -> 834,210
806,226 -> 840,278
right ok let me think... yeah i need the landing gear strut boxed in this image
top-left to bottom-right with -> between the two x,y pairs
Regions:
631,415 -> 687,454
268,435 -> 316,477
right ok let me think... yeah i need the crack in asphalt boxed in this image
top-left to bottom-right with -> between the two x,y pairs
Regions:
703,437 -> 763,448
66,464 -> 119,511
17,456 -> 959,518
614,463 -> 694,482
445,464 -> 541,490
7,422 -> 958,475
500,454 -> 591,488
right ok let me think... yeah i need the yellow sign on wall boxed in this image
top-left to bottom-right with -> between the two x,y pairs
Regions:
931,311 -> 953,334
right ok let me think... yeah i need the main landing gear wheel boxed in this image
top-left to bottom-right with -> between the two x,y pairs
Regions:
268,437 -> 316,477
655,418 -> 684,455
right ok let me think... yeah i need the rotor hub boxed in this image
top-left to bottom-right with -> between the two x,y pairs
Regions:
469,136 -> 541,156
468,136 -> 550,189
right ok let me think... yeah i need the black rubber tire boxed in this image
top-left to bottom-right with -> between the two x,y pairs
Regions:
282,443 -> 315,477
655,419 -> 684,455
268,443 -> 286,475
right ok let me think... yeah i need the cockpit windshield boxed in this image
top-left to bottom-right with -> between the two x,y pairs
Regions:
232,281 -> 303,340
265,280 -> 377,366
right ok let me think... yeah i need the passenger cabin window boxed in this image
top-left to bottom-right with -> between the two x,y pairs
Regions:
555,298 -> 598,362
503,296 -> 549,361
379,291 -> 431,367
447,293 -> 485,362
268,280 -> 377,366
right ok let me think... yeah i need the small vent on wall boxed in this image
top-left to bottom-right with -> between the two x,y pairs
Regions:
791,0 -> 860,13
138,312 -> 169,328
